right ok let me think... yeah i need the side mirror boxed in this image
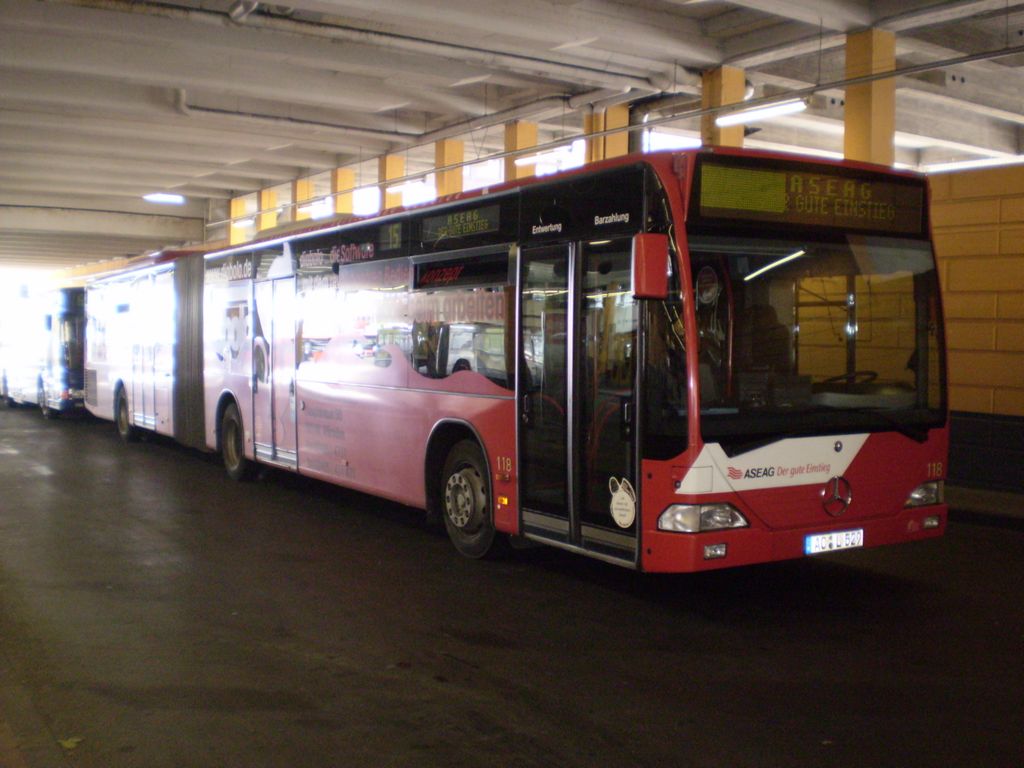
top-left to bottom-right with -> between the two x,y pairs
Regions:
632,233 -> 669,300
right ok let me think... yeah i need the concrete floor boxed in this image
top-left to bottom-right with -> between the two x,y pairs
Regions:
1,406 -> 1022,767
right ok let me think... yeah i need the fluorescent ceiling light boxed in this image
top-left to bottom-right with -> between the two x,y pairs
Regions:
923,155 -> 1024,173
716,98 -> 807,127
143,193 -> 185,205
744,249 -> 807,282
232,217 -> 255,228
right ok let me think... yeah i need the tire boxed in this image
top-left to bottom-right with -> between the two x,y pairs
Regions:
441,440 -> 498,559
221,401 -> 253,481
115,388 -> 137,442
39,384 -> 56,420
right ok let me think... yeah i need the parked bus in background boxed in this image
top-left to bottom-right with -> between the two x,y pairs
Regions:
85,148 -> 949,572
1,286 -> 86,418
84,250 -> 206,449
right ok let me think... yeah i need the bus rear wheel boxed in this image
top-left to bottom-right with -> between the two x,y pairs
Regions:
116,388 -> 137,442
221,402 -> 253,481
441,440 -> 497,559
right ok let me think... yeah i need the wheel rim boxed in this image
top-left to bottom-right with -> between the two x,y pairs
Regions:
445,464 -> 485,531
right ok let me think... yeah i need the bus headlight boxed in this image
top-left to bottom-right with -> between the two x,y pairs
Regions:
904,481 -> 944,507
658,503 -> 748,533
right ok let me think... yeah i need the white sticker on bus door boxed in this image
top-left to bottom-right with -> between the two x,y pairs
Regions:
609,477 -> 637,528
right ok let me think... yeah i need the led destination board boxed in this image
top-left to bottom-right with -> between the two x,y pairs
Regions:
697,158 -> 926,235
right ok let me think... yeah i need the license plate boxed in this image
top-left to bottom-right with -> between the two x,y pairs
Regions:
805,529 -> 864,555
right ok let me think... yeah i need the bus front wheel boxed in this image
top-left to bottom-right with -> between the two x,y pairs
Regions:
221,402 -> 253,481
441,440 -> 497,559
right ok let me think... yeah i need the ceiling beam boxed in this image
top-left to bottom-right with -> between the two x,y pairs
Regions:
274,0 -> 720,65
699,0 -> 871,31
875,0 -> 1024,31
725,0 -> 1024,68
0,29 -> 484,117
0,206 -> 202,241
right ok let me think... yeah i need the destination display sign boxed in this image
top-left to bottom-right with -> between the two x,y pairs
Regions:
423,205 -> 501,242
696,158 -> 926,235
414,251 -> 510,290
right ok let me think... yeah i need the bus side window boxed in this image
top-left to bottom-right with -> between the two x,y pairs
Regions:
409,285 -> 511,387
412,321 -> 442,377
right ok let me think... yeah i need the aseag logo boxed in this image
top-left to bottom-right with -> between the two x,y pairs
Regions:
728,466 -> 775,480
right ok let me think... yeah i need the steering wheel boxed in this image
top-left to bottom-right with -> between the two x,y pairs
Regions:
822,370 -> 878,385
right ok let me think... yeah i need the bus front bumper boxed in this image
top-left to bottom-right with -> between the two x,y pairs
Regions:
641,504 -> 947,573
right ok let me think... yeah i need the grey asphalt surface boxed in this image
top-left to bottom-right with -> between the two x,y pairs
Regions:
1,406 -> 1021,768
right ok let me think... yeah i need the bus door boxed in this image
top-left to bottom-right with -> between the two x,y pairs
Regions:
519,240 -> 639,565
252,277 -> 297,468
131,275 -> 156,430
151,270 -> 175,434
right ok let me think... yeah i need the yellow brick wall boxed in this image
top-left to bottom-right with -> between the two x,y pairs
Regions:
797,274 -> 920,386
930,167 -> 1024,416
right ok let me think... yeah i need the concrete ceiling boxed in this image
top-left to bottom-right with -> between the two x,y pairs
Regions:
2,0 -> 1023,271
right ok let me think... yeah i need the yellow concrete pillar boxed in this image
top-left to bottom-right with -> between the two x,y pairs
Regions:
379,154 -> 405,210
701,66 -> 746,147
604,104 -> 630,159
505,120 -> 538,181
332,168 -> 355,216
257,188 -> 277,232
844,28 -> 896,165
435,138 -> 464,197
584,105 -> 630,162
229,196 -> 248,245
583,110 -> 605,164
292,178 -> 315,223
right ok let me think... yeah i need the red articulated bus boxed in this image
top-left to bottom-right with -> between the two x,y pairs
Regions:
85,148 -> 949,571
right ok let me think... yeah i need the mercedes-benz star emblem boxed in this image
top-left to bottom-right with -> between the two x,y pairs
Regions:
821,476 -> 853,517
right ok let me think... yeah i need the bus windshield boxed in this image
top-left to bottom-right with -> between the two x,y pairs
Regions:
688,232 -> 946,454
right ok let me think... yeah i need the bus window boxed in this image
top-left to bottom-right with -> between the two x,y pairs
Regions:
410,313 -> 511,387
409,248 -> 512,388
